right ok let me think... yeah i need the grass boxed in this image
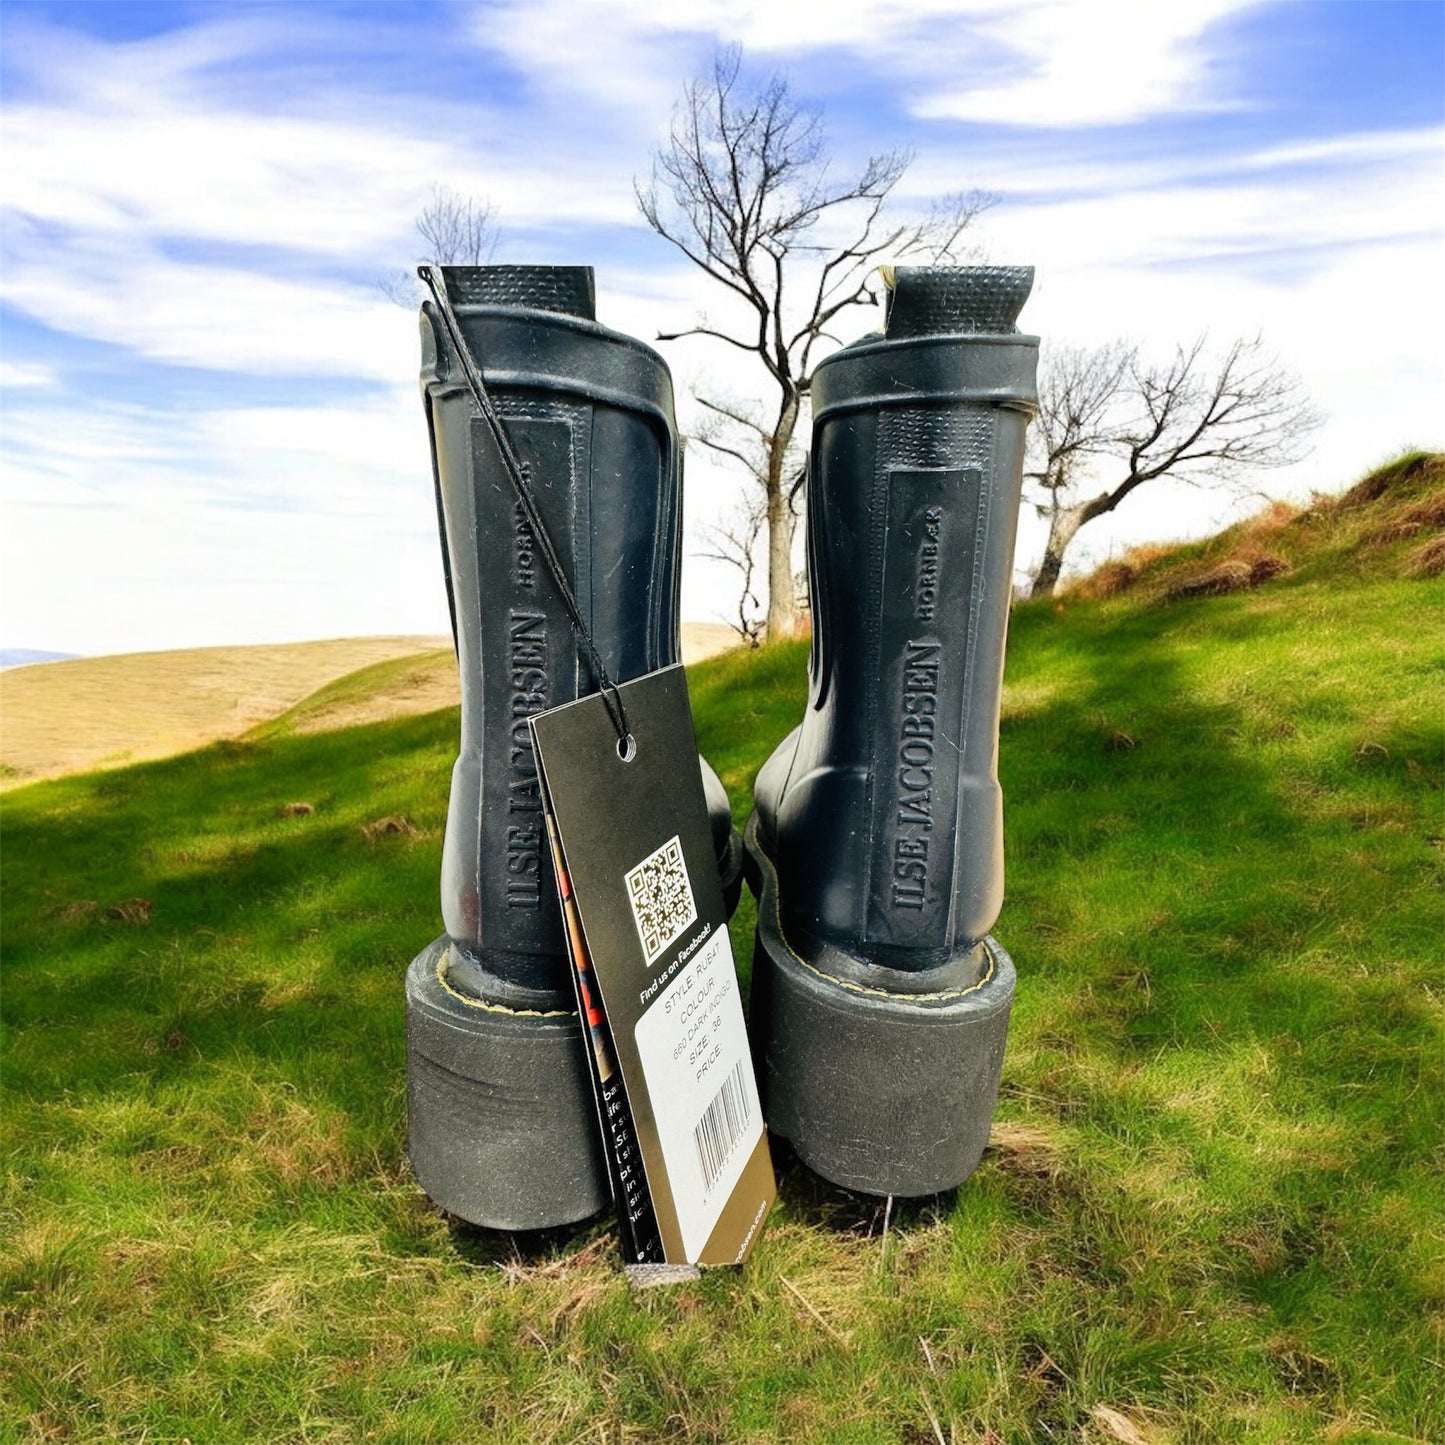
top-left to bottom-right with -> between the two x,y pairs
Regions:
2,455 -> 1442,1443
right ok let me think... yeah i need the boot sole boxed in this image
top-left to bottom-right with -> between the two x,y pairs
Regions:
404,936 -> 609,1231
718,824 -> 746,919
742,811 -> 1014,1197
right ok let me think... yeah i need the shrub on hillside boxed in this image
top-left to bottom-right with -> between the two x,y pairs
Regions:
1407,535 -> 1445,579
1322,451 -> 1444,511
1163,550 -> 1290,602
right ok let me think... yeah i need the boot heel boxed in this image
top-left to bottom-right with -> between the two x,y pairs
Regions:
745,815 -> 1013,1196
405,939 -> 608,1229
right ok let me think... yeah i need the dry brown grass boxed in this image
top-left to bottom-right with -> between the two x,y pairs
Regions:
1063,453 -> 1444,605
1073,561 -> 1139,601
1406,534 -> 1445,579
1239,499 -> 1300,537
1,625 -> 739,789
0,636 -> 447,788
103,898 -> 152,925
1163,549 -> 1290,602
1362,490 -> 1445,546
1322,450 -> 1444,511
1068,542 -> 1181,601
362,815 -> 416,841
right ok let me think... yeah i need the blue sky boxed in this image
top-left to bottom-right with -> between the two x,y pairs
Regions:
2,0 -> 1441,655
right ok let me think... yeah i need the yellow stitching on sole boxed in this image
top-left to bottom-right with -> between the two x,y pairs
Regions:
435,954 -> 575,1018
751,816 -> 997,1002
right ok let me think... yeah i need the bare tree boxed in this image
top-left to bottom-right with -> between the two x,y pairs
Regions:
639,45 -> 989,638
1026,334 -> 1320,596
415,184 -> 498,265
700,491 -> 768,648
382,185 -> 498,303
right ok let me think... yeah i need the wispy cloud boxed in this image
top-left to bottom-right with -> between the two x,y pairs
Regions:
0,241 -> 415,381
0,0 -> 1439,650
469,0 -> 1274,128
906,0 -> 1268,127
0,359 -> 58,390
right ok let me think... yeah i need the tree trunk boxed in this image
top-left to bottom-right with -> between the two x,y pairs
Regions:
765,488 -> 798,638
1029,505 -> 1085,598
764,396 -> 801,639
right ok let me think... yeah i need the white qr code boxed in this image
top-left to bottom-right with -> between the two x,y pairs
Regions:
625,834 -> 697,966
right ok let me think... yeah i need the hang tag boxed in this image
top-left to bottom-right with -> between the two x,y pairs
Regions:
530,664 -> 775,1266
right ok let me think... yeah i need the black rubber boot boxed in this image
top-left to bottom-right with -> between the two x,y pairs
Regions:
406,265 -> 741,1230
746,266 -> 1038,1198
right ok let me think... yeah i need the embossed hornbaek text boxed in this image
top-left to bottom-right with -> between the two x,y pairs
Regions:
914,507 -> 942,621
513,501 -> 536,590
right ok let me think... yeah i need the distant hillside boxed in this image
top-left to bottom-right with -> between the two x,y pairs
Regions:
1060,449 -> 1445,604
0,636 -> 448,788
0,649 -> 79,670
0,623 -> 740,789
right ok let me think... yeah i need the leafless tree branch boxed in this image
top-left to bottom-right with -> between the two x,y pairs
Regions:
1024,334 -> 1321,596
416,184 -> 498,266
699,492 -> 768,647
381,184 -> 499,306
639,43 -> 987,637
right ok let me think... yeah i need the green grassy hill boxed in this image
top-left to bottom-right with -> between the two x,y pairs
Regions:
3,455 -> 1441,1444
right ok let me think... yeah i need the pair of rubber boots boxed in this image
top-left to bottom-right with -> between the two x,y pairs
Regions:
404,263 -> 1038,1231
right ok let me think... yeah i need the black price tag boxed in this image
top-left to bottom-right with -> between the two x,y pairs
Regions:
530,665 -> 775,1266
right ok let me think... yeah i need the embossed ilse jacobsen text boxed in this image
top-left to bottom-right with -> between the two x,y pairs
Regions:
885,501 -> 948,911
892,639 -> 940,910
505,608 -> 547,909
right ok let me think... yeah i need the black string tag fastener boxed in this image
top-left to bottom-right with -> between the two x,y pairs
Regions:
417,263 -> 632,750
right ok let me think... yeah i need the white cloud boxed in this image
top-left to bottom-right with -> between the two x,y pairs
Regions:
470,0 -> 1271,129
0,387 -> 446,654
2,388 -> 429,515
1,495 -> 449,656
909,0 -> 1264,127
0,241 -> 417,382
0,360 -> 58,390
1,91 -> 637,257
903,125 -> 1445,203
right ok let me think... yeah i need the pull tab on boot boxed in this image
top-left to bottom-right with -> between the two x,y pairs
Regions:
745,265 -> 1039,1198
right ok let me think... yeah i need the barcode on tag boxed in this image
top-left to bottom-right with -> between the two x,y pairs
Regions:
625,834 -> 697,966
693,1058 -> 751,1195
632,927 -> 764,1257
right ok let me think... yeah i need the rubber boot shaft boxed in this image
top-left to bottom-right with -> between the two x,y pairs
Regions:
748,265 -> 1037,1196
408,266 -> 740,1229
420,266 -> 683,1000
756,265 -> 1038,969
